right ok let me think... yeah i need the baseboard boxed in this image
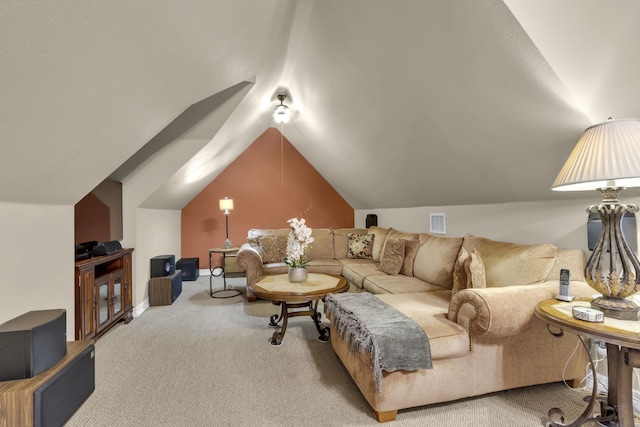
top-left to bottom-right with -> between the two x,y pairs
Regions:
134,298 -> 149,318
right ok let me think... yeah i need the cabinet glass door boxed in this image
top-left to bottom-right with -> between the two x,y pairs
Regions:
113,272 -> 123,317
98,281 -> 109,326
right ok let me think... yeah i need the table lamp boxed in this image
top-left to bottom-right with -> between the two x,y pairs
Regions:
219,197 -> 234,249
552,118 -> 640,319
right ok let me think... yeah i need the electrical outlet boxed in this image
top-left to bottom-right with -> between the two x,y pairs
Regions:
595,340 -> 607,357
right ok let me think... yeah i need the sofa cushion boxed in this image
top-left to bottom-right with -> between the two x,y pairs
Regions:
462,234 -> 557,287
257,234 -> 288,263
306,229 -> 334,259
380,239 -> 405,275
332,228 -> 369,259
412,234 -> 464,289
368,226 -> 390,261
305,259 -> 344,276
347,233 -> 374,259
400,239 -> 420,277
341,260 -> 385,289
363,275 -> 448,294
377,292 -> 469,360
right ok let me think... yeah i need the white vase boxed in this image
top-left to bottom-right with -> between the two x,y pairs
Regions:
288,267 -> 308,283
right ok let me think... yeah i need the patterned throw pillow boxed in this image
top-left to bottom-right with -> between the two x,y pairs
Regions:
465,249 -> 486,289
347,233 -> 374,259
399,239 -> 420,276
451,247 -> 469,295
380,239 -> 405,275
257,234 -> 288,263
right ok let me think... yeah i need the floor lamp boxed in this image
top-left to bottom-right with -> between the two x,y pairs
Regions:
552,118 -> 640,319
219,197 -> 234,249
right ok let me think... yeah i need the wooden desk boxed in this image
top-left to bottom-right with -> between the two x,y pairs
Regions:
536,299 -> 640,427
248,273 -> 348,346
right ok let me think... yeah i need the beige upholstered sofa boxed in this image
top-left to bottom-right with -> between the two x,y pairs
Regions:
236,226 -> 593,421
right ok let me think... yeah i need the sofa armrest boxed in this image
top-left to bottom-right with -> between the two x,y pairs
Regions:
447,281 -> 594,343
235,243 -> 264,285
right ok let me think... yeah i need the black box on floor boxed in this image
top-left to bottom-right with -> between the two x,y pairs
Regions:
177,258 -> 199,281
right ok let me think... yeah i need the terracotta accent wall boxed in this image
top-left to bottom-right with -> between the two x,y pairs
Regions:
75,192 -> 110,244
182,127 -> 354,265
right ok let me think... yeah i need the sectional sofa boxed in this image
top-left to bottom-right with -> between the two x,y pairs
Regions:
235,226 -> 593,421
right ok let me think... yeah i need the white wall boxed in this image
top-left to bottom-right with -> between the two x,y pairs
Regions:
0,202 -> 75,338
131,208 -> 181,314
355,195 -> 640,252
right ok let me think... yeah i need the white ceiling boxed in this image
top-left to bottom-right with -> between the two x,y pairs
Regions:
2,0 -> 639,210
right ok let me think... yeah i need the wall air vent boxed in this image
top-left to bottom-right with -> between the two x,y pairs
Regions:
429,213 -> 446,235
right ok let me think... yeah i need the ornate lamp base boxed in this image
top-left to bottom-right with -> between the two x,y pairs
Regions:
591,296 -> 639,320
221,238 -> 233,249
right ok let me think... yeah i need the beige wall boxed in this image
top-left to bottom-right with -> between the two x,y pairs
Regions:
355,195 -> 640,252
0,202 -> 75,338
131,208 -> 181,314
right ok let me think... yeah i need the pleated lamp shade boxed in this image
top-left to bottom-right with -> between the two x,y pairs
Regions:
552,118 -> 640,191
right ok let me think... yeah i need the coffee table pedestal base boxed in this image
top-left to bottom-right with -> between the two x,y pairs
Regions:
268,299 -> 329,346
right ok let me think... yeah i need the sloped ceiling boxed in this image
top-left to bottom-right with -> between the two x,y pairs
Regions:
2,0 -> 639,210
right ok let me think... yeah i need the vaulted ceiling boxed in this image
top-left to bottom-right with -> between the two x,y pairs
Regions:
2,1 -> 640,210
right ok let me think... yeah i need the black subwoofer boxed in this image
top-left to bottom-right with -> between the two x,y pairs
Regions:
150,255 -> 176,277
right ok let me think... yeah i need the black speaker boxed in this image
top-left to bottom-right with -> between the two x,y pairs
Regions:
588,212 -> 637,251
92,240 -> 122,257
0,309 -> 67,381
366,214 -> 378,228
177,258 -> 199,281
150,255 -> 176,277
33,343 -> 95,427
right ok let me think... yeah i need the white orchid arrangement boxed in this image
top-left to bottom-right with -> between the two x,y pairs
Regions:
284,217 -> 314,268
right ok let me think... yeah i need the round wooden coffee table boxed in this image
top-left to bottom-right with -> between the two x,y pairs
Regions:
248,273 -> 349,346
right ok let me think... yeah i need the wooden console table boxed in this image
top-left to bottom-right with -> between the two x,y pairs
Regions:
75,248 -> 134,340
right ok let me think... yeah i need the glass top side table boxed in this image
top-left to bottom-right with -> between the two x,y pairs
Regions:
208,246 -> 242,298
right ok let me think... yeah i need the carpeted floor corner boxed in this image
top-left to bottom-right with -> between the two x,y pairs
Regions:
66,275 -> 600,426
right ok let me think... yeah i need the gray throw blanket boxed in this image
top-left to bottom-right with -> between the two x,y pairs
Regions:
325,292 -> 432,393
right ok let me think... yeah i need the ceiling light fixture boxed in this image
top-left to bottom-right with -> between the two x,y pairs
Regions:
273,94 -> 291,124
552,117 -> 640,319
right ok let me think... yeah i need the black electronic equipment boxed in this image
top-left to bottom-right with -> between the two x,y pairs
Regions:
177,258 -> 199,281
92,240 -> 122,257
588,212 -> 637,251
33,343 -> 95,427
75,241 -> 98,261
366,214 -> 378,228
0,309 -> 67,381
150,255 -> 176,277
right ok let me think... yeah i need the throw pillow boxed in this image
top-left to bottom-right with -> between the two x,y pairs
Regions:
399,239 -> 420,276
347,233 -> 374,259
368,226 -> 390,261
257,234 -> 288,263
464,249 -> 486,289
451,247 -> 470,295
380,239 -> 405,275
462,234 -> 557,287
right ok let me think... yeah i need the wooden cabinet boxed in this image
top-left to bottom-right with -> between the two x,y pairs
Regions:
74,248 -> 134,340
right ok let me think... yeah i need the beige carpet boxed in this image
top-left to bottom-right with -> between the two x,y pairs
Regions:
66,275 -> 599,426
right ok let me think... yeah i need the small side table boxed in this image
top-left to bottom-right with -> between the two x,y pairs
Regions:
536,299 -> 640,427
208,247 -> 242,298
